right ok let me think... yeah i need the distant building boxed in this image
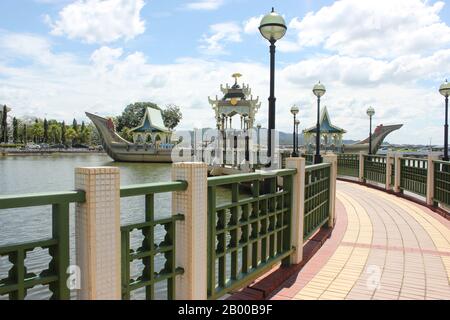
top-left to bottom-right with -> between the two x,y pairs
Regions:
130,107 -> 172,146
303,106 -> 346,153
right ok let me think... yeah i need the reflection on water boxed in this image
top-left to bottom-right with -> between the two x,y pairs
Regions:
0,154 -> 180,300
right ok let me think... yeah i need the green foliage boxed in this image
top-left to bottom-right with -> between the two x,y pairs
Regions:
1,105 -> 8,143
116,102 -> 160,132
65,127 -> 78,146
12,117 -> 18,143
43,118 -> 49,143
61,121 -> 66,145
162,104 -> 183,130
120,127 -> 133,142
48,123 -> 62,144
31,122 -> 44,143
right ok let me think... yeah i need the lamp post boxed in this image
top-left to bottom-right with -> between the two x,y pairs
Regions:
366,107 -> 375,155
290,105 -> 299,157
257,123 -> 261,165
295,119 -> 300,156
439,79 -> 450,161
259,7 -> 287,164
313,82 -> 326,164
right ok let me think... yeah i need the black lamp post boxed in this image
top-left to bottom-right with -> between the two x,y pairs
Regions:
295,119 -> 300,156
366,107 -> 375,155
313,82 -> 326,164
439,79 -> 450,161
256,123 -> 261,165
259,8 -> 287,164
290,105 -> 299,157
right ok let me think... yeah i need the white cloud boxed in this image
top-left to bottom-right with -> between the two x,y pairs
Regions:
185,0 -> 224,11
45,0 -> 146,44
286,0 -> 450,58
199,22 -> 242,55
1,29 -> 449,145
243,15 -> 263,34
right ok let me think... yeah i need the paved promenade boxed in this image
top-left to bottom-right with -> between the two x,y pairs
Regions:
270,181 -> 450,300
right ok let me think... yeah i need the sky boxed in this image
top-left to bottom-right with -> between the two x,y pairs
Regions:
1,0 -> 450,145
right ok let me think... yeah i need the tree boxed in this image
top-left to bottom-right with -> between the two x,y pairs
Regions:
116,102 -> 160,132
31,122 -> 44,143
12,117 -> 18,143
1,105 -> 8,143
162,104 -> 183,130
49,123 -> 61,144
72,119 -> 78,132
79,126 -> 92,145
43,118 -> 49,143
22,123 -> 27,144
61,121 -> 66,145
65,127 -> 78,147
120,127 -> 133,142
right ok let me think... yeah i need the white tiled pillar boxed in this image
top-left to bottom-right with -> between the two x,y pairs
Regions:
74,167 -> 121,300
386,153 -> 394,190
359,151 -> 365,182
394,155 -> 402,193
172,162 -> 208,300
426,154 -> 438,206
286,157 -> 305,265
323,154 -> 337,228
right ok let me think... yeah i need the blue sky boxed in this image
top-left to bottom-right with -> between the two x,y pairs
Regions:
1,0 -> 450,144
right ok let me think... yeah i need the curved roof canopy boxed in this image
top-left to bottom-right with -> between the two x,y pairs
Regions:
131,107 -> 170,133
303,106 -> 346,134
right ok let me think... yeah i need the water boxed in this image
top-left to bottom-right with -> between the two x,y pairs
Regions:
0,154 -> 177,300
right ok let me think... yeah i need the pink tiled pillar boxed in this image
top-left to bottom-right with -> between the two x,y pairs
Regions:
358,151 -> 365,182
74,167 -> 121,300
323,153 -> 337,228
394,155 -> 402,193
385,153 -> 394,190
286,157 -> 305,264
172,162 -> 208,300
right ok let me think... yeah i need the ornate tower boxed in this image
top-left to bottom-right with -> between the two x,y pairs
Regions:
208,73 -> 261,131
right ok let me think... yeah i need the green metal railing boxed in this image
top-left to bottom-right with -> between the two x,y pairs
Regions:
304,163 -> 331,240
363,155 -> 387,184
302,153 -> 314,165
206,169 -> 296,300
400,158 -> 428,197
434,160 -> 450,207
0,191 -> 85,300
120,181 -> 187,300
337,154 -> 359,177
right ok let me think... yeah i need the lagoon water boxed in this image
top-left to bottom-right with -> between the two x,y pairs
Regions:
0,154 -> 183,299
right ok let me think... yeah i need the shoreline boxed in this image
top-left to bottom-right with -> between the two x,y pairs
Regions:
0,149 -> 106,156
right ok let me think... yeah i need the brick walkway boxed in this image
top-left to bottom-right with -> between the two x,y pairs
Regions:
269,181 -> 450,300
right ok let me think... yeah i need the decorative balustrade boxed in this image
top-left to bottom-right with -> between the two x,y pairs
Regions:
434,161 -> 450,207
400,157 -> 428,197
336,152 -> 449,214
206,169 -> 296,300
363,155 -> 387,185
304,163 -> 331,239
337,154 -> 359,177
1,158 -> 337,300
0,191 -> 85,299
119,181 -> 187,300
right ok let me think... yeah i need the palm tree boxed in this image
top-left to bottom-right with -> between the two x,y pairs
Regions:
49,123 -> 61,144
65,127 -> 78,147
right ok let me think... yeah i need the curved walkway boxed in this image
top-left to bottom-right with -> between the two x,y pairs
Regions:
270,181 -> 450,300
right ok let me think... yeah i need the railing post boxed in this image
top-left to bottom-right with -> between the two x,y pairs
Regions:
286,157 -> 305,264
394,154 -> 402,193
386,152 -> 394,191
323,154 -> 337,228
171,162 -> 208,300
74,167 -> 121,300
359,151 -> 365,182
426,154 -> 438,206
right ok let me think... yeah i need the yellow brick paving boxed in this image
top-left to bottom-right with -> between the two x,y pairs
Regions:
363,187 -> 450,283
293,191 -> 373,300
291,181 -> 450,300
